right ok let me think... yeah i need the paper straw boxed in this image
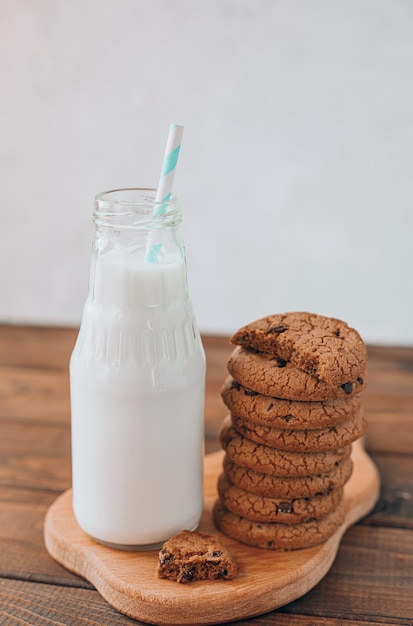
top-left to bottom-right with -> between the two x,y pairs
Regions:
153,123 -> 184,215
145,123 -> 184,263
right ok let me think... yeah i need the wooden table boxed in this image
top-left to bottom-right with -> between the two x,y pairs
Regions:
1,325 -> 412,625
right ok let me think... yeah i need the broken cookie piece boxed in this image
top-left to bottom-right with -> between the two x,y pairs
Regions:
156,530 -> 237,583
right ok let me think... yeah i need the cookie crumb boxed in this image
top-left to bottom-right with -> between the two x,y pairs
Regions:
157,530 -> 237,583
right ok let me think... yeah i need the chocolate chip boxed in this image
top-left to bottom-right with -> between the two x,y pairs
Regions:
267,324 -> 288,334
341,382 -> 353,394
211,550 -> 222,558
159,549 -> 173,564
247,347 -> 261,355
276,358 -> 287,368
357,376 -> 364,385
276,502 -> 293,514
267,402 -> 274,411
231,380 -> 242,391
180,567 -> 194,583
244,388 -> 259,396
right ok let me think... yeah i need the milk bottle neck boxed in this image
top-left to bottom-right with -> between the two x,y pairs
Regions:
90,188 -> 188,309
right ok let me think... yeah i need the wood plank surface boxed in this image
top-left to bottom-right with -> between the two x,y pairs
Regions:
0,325 -> 412,625
0,419 -> 71,490
0,366 -> 70,422
281,525 -> 413,625
4,578 -> 407,626
0,325 -> 76,370
0,485 -> 88,587
0,579 -> 140,626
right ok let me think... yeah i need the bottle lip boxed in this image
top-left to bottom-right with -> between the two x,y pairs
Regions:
94,188 -> 182,229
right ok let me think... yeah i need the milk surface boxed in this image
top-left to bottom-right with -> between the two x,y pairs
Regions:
70,250 -> 206,547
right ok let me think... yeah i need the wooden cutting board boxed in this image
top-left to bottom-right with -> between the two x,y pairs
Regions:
44,439 -> 380,625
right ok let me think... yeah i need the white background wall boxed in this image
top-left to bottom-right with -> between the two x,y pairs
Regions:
1,0 -> 412,345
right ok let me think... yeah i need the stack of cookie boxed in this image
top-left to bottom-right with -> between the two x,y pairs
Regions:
213,312 -> 367,550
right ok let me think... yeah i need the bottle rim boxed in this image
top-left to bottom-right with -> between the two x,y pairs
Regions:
94,188 -> 182,229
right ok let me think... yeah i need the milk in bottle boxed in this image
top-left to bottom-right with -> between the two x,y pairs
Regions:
70,188 -> 206,548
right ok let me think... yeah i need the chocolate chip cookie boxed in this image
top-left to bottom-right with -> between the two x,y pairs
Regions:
157,530 -> 237,583
230,410 -> 367,452
231,312 -> 367,387
213,498 -> 346,550
221,376 -> 362,429
217,472 -> 344,524
227,347 -> 366,401
223,454 -> 353,498
220,418 -> 352,477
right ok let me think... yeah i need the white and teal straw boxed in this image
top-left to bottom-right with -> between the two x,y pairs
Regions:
153,123 -> 184,215
145,123 -> 184,262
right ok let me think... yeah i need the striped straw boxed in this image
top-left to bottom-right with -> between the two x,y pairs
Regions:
145,123 -> 184,263
153,123 -> 184,215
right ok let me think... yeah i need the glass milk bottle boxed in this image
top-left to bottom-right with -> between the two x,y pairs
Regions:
70,188 -> 206,549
